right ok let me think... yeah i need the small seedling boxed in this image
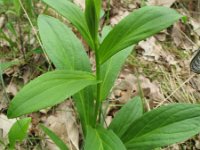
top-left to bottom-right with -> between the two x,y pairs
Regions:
6,0 -> 200,149
8,118 -> 31,149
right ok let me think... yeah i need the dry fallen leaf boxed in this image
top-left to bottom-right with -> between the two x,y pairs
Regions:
0,114 -> 16,137
110,74 -> 164,104
73,0 -> 85,9
6,82 -> 18,96
44,101 -> 79,150
139,37 -> 162,61
190,18 -> 200,36
172,22 -> 194,50
146,0 -> 176,7
110,10 -> 129,25
155,30 -> 168,42
138,37 -> 177,65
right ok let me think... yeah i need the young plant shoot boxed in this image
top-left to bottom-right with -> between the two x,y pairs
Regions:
7,0 -> 200,149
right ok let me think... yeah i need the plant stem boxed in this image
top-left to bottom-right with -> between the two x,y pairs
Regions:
94,41 -> 101,125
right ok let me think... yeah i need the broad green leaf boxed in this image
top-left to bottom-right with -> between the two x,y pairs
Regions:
85,0 -> 101,44
7,70 -> 98,118
122,104 -> 200,150
38,15 -> 91,71
42,0 -> 94,49
8,118 -> 31,148
98,6 -> 182,64
84,126 -> 126,150
100,26 -> 132,101
38,14 -> 96,136
40,124 -> 68,150
100,49 -> 132,101
109,96 -> 143,138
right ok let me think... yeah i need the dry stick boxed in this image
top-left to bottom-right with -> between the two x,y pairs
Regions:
18,0 -> 52,67
156,74 -> 195,108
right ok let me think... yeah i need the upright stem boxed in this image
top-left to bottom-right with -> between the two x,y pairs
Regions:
94,42 -> 101,125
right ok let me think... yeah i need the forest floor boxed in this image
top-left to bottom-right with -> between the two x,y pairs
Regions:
1,0 -> 200,149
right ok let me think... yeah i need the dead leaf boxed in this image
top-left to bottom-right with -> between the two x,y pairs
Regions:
6,82 -> 18,96
139,37 -> 162,61
44,101 -> 79,150
155,30 -> 168,42
146,0 -> 176,7
73,0 -> 85,9
110,74 -> 164,104
110,10 -> 129,25
172,22 -> 194,50
0,114 -> 16,137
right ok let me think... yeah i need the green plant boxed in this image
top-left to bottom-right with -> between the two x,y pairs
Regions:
40,124 -> 69,150
8,118 -> 31,149
6,0 -> 200,149
0,0 -> 39,58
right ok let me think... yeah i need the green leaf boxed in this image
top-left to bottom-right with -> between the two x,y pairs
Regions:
109,96 -> 143,138
73,86 -> 96,135
100,26 -> 132,101
6,22 -> 17,37
84,126 -> 126,150
40,124 -> 68,150
13,0 -> 21,16
38,15 -> 91,71
0,0 -> 3,5
98,6 -> 182,64
7,70 -> 98,118
42,0 -> 94,49
8,118 -> 31,148
38,14 -> 96,136
122,104 -> 200,150
85,0 -> 101,43
23,0 -> 35,19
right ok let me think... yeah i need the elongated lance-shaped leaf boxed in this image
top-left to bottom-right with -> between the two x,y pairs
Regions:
100,48 -> 132,101
7,70 -> 98,118
98,6 -> 182,64
100,26 -> 133,101
73,86 -> 96,135
85,0 -> 101,45
84,126 -> 126,150
109,96 -> 143,138
42,0 -> 94,49
122,104 -> 200,150
38,14 -> 96,136
40,124 -> 68,150
8,118 -> 31,149
38,15 -> 91,71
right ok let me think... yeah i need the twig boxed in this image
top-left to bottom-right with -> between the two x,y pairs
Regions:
156,74 -> 195,108
18,0 -> 52,67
